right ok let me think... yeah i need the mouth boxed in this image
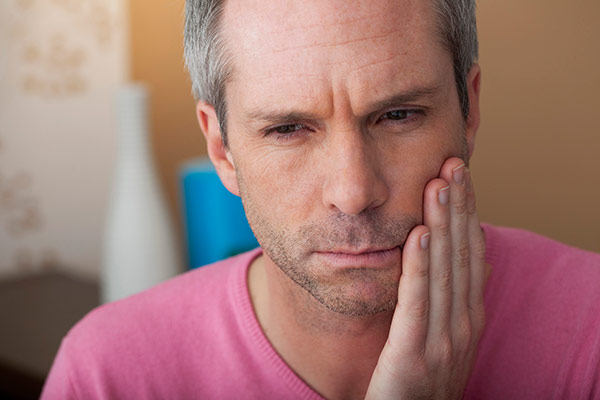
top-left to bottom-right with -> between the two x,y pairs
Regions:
314,246 -> 401,269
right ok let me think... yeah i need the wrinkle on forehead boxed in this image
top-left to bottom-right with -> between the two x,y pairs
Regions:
223,0 -> 450,124
223,0 -> 431,69
227,0 -> 411,35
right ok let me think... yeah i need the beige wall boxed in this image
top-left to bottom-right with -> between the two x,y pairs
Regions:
0,0 -> 128,279
130,0 -> 600,253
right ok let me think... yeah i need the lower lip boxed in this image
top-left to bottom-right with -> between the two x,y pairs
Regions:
315,247 -> 401,269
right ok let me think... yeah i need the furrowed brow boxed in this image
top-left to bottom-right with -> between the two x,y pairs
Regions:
365,86 -> 441,114
244,110 -> 320,124
244,85 -> 441,124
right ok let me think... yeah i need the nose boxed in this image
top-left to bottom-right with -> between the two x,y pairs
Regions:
321,129 -> 389,216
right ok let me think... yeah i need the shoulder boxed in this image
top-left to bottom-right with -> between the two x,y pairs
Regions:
467,225 -> 600,398
482,223 -> 600,270
482,223 -> 600,307
70,248 -> 260,344
481,223 -> 600,348
42,249 -> 261,399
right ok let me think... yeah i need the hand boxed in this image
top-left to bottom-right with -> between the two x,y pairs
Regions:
365,157 -> 490,399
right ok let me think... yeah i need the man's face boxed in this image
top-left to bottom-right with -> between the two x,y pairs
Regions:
217,0 -> 472,315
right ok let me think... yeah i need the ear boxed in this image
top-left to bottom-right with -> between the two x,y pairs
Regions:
196,101 -> 240,196
465,63 -> 481,158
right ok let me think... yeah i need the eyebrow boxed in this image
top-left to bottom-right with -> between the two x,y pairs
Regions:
245,110 -> 320,125
244,85 -> 441,124
364,85 -> 440,115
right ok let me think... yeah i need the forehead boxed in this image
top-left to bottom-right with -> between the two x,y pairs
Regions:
221,0 -> 451,116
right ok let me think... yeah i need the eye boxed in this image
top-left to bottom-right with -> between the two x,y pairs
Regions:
273,123 -> 305,134
264,123 -> 312,140
378,109 -> 419,122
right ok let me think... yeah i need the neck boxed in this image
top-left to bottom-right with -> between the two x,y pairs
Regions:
248,254 -> 393,400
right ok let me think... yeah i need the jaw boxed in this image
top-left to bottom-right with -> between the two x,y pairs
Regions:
255,250 -> 398,336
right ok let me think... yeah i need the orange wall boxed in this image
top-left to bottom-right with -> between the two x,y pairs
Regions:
129,0 -> 600,253
129,0 -> 205,243
474,1 -> 600,252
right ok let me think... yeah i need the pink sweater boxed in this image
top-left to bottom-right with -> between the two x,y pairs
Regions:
42,224 -> 600,399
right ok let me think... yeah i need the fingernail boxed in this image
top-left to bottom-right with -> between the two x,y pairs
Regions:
438,186 -> 449,205
420,232 -> 431,249
453,163 -> 465,184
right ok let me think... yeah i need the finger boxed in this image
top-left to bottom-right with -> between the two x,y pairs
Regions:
389,225 -> 431,355
437,158 -> 472,355
449,159 -> 470,318
423,178 -> 453,342
465,169 -> 488,324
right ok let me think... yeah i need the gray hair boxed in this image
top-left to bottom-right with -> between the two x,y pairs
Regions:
184,0 -> 231,145
433,0 -> 479,119
184,0 -> 478,145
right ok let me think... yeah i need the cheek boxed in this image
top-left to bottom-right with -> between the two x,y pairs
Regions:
381,130 -> 463,212
381,153 -> 432,216
234,147 -> 320,223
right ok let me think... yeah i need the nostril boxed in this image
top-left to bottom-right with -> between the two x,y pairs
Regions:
322,168 -> 388,216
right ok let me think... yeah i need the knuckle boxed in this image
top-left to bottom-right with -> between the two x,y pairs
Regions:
453,200 -> 467,215
437,335 -> 454,365
435,268 -> 453,290
455,317 -> 473,347
455,244 -> 470,266
466,193 -> 477,215
435,222 -> 451,237
472,240 -> 487,262
409,264 -> 429,279
409,299 -> 429,322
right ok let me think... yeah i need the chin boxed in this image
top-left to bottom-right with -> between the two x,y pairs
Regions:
314,292 -> 398,317
298,268 -> 400,317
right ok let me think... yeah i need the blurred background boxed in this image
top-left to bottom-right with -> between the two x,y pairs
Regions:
0,0 -> 599,398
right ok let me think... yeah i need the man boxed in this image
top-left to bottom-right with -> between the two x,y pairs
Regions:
42,0 -> 600,399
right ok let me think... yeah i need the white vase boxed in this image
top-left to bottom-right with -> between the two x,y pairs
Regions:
101,84 -> 181,303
